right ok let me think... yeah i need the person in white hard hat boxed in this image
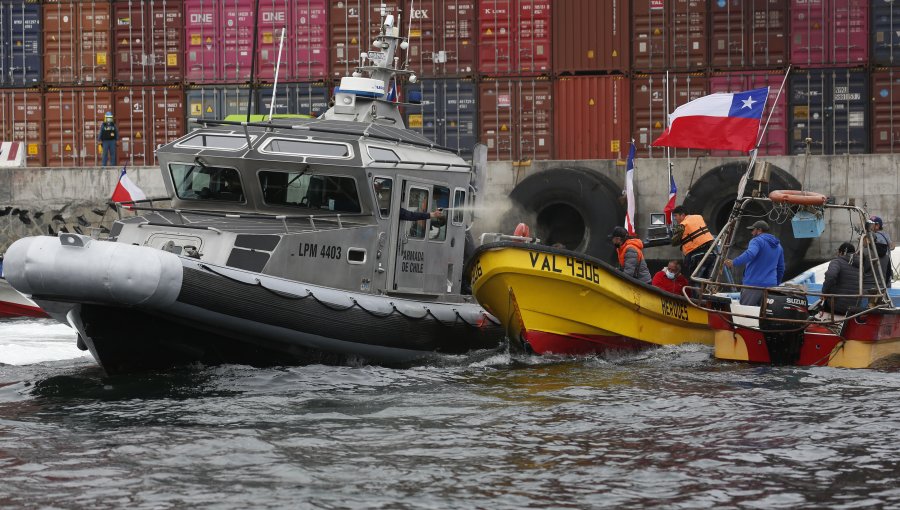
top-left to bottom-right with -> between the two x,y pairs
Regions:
97,111 -> 119,166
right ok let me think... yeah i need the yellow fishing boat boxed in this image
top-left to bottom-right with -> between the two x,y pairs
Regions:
468,241 -> 726,355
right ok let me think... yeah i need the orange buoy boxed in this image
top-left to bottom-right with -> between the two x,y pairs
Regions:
768,189 -> 827,206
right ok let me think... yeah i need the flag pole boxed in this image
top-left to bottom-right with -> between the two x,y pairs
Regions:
737,65 -> 792,200
665,70 -> 674,226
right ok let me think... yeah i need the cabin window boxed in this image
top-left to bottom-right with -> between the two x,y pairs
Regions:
176,134 -> 253,151
406,187 -> 430,239
368,146 -> 400,162
429,186 -> 450,242
169,163 -> 244,202
373,177 -> 392,218
452,189 -> 466,226
260,138 -> 352,158
259,170 -> 361,213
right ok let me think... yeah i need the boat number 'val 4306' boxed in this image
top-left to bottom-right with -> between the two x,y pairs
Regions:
528,252 -> 601,284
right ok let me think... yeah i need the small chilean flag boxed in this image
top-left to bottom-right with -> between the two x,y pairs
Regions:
111,166 -> 146,205
652,87 -> 768,152
664,172 -> 677,225
623,140 -> 636,236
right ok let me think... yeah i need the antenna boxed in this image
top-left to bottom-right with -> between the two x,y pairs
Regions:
268,27 -> 287,121
404,0 -> 415,69
246,0 -> 261,123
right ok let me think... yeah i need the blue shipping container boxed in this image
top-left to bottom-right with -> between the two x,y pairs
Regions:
0,0 -> 41,86
789,69 -> 869,155
404,78 -> 478,161
872,0 -> 900,66
186,86 -> 251,126
257,82 -> 328,118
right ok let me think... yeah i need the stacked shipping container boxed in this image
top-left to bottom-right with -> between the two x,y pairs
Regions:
2,2 -> 900,165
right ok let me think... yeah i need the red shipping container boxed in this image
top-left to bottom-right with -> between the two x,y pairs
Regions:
291,0 -> 328,81
149,85 -> 186,160
632,0 -> 707,72
43,1 -> 112,85
222,0 -> 256,82
183,0 -> 219,82
631,73 -> 708,158
405,0 -> 477,77
553,0 -> 629,75
831,0 -> 868,65
80,88 -> 115,166
256,0 -> 291,82
478,0 -> 550,76
871,69 -> 900,154
710,0 -> 787,70
791,0 -> 868,67
44,88 -> 81,167
113,0 -> 184,84
0,88 -> 45,166
553,76 -> 630,160
708,72 -> 790,157
114,85 -> 185,166
478,78 -> 552,161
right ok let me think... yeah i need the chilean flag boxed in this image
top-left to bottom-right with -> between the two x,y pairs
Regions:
664,172 -> 677,225
111,166 -> 146,205
651,87 -> 769,152
623,141 -> 636,236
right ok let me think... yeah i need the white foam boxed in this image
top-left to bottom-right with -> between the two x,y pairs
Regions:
0,319 -> 92,366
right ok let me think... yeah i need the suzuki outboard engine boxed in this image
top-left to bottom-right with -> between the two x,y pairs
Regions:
761,294 -> 809,365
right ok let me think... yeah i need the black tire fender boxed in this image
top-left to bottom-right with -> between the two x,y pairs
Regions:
506,167 -> 624,262
682,162 -> 812,276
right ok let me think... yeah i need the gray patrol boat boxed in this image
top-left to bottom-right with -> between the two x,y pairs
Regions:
3,15 -> 503,374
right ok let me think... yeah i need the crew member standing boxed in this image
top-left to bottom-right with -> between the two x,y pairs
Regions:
98,111 -> 119,166
869,216 -> 894,282
670,205 -> 715,279
724,220 -> 785,306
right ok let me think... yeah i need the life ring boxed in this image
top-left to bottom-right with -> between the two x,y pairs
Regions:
506,167 -> 624,262
768,189 -> 827,206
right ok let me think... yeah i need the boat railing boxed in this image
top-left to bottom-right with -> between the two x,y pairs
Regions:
111,199 -> 365,234
684,282 -> 894,329
369,159 -> 471,170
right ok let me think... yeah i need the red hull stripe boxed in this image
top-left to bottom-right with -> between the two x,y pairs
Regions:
652,116 -> 760,152
0,300 -> 49,319
524,330 -> 650,356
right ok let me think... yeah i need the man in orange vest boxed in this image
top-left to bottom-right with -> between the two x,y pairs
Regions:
610,226 -> 651,284
671,205 -> 715,279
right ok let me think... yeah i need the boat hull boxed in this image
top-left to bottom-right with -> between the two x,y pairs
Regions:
0,280 -> 49,319
711,310 -> 900,368
5,235 -> 503,374
470,243 -> 721,356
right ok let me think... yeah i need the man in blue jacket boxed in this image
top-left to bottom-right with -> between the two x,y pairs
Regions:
724,220 -> 785,306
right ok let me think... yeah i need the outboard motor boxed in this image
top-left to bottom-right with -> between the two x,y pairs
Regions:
761,294 -> 809,365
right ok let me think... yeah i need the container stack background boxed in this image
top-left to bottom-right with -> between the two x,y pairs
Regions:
0,0 -> 896,167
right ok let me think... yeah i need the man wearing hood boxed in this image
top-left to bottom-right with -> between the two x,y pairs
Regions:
610,226 -> 652,284
821,242 -> 865,315
724,220 -> 785,306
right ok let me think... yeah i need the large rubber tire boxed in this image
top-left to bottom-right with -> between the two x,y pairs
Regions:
681,162 -> 812,277
505,167 -> 624,263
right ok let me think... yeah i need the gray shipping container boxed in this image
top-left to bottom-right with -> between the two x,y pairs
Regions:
789,68 -> 869,155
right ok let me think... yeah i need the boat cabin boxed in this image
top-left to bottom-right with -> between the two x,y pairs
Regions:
112,118 -> 476,301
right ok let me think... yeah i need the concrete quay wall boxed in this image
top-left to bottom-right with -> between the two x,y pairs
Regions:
1,155 -> 898,264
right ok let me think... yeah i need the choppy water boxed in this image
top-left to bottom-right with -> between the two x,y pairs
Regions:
1,318 -> 900,509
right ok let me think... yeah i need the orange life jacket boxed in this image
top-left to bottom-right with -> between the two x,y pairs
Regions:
617,238 -> 645,267
679,215 -> 714,255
